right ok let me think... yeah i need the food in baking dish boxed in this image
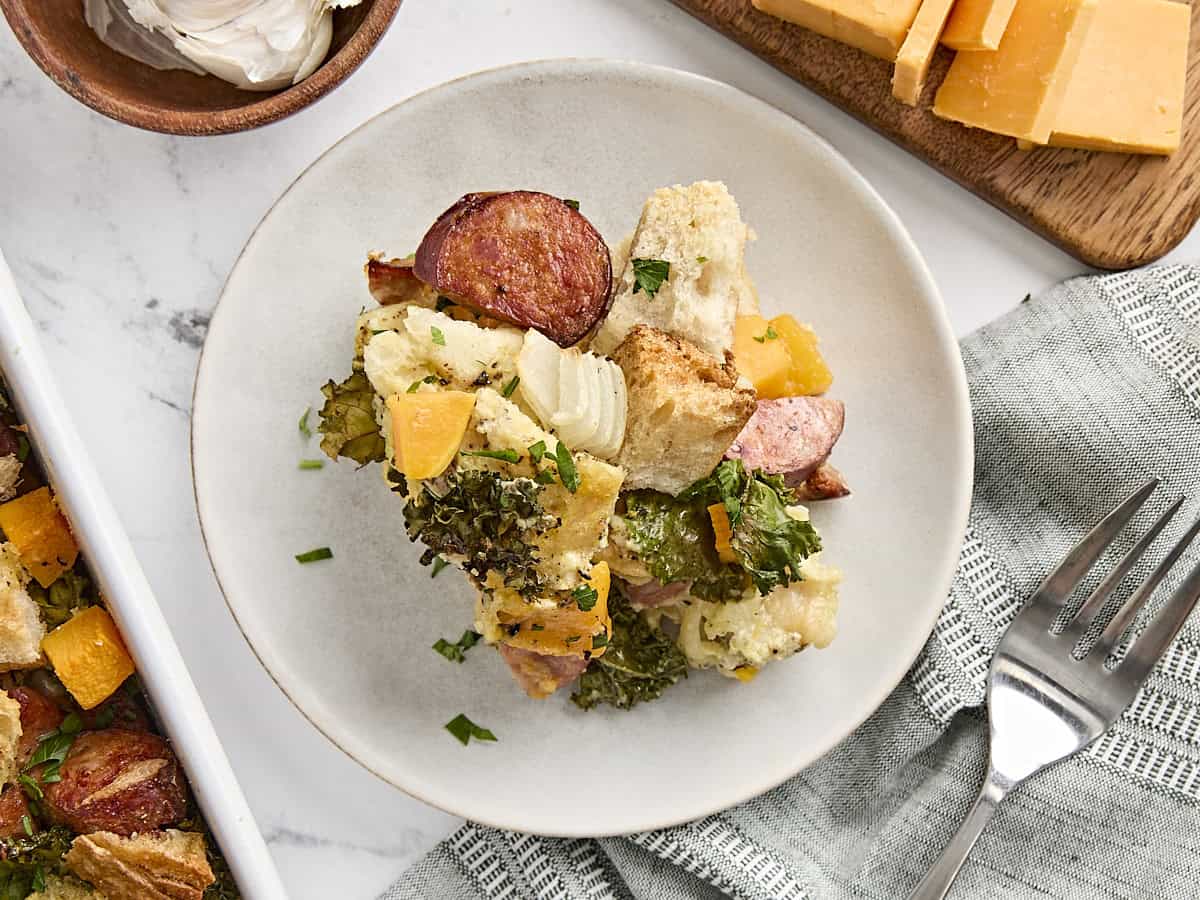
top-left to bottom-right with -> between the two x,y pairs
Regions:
0,387 -> 235,898
317,182 -> 848,711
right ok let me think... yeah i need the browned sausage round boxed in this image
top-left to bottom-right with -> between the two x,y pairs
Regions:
43,729 -> 187,836
9,686 -> 65,766
0,784 -> 33,838
725,397 -> 846,487
414,191 -> 612,347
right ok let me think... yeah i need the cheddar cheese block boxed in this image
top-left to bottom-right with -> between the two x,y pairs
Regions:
932,0 -> 1098,144
1048,0 -> 1190,155
892,0 -> 958,104
753,0 -> 924,60
941,0 -> 1019,50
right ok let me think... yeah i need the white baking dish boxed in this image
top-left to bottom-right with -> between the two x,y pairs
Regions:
0,249 -> 285,899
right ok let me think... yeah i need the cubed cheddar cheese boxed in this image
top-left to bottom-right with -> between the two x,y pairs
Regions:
753,0 -> 924,60
933,0 -> 1099,144
0,487 -> 79,589
1048,0 -> 1190,156
42,607 -> 135,710
941,0 -> 1019,50
892,0 -> 958,105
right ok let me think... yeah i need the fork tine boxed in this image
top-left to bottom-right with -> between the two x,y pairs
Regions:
1066,495 -> 1184,636
1095,513 -> 1200,663
1029,478 -> 1159,615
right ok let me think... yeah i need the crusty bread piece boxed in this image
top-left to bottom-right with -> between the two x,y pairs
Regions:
593,181 -> 757,359
66,830 -> 214,900
612,326 -> 756,495
0,689 -> 20,789
0,542 -> 44,671
26,875 -> 108,900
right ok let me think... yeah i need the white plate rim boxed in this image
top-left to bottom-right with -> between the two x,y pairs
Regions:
192,58 -> 974,836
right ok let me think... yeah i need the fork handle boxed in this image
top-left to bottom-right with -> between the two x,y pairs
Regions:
907,772 -> 1009,900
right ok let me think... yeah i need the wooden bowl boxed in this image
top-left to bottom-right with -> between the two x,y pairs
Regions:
0,0 -> 402,135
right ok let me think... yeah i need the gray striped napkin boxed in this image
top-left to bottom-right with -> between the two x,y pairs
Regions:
384,264 -> 1200,900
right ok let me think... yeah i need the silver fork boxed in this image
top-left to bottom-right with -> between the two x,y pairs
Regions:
909,478 -> 1200,900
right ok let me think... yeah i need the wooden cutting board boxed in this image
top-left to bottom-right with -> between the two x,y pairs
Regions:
670,0 -> 1200,270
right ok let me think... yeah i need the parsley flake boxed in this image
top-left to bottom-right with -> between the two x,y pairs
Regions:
572,584 -> 599,612
501,376 -> 521,398
20,814 -> 31,838
430,555 -> 450,578
433,630 -> 481,663
534,470 -> 557,485
299,408 -> 312,438
696,256 -> 709,264
298,459 -> 324,470
753,326 -> 779,344
632,258 -> 670,299
553,442 -> 579,493
407,375 -> 438,393
295,547 -> 333,564
563,199 -> 581,211
431,326 -> 446,346
565,635 -> 581,645
445,713 -> 497,746
528,440 -> 547,463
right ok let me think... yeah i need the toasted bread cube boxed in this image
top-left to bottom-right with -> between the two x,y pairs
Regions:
42,607 -> 135,710
611,326 -> 756,496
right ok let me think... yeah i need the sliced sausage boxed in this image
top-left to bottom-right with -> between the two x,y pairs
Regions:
793,462 -> 851,501
43,729 -> 187,836
366,256 -> 437,307
414,191 -> 612,347
725,397 -> 845,488
626,579 -> 690,609
498,644 -> 589,699
0,784 -> 33,838
9,686 -> 65,766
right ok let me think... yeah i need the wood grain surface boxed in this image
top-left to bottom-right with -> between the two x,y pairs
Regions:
671,0 -> 1200,270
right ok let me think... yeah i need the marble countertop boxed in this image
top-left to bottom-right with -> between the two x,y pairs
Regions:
1,1 -> 1197,897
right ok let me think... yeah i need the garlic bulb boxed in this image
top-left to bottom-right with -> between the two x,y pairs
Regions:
84,0 -> 363,91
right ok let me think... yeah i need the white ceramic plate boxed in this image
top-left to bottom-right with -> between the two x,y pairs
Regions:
193,60 -> 972,837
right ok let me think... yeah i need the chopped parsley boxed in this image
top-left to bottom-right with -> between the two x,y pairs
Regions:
295,547 -> 333,564
563,199 -> 581,211
445,713 -> 497,746
501,376 -> 521,398
528,440 -> 547,463
553,442 -> 579,493
632,258 -> 670,299
572,584 -> 599,612
19,815 -> 31,839
753,326 -> 779,344
299,408 -> 312,438
431,326 -> 446,346
591,630 -> 609,649
433,630 -> 481,663
530,624 -> 545,632
565,635 -> 581,645
461,448 -> 521,464
534,470 -> 557,485
25,712 -> 81,788
407,375 -> 438,393
430,556 -> 450,578
696,256 -> 709,264
298,459 -> 324,470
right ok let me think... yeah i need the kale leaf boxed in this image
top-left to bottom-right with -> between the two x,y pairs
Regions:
623,490 -> 747,601
678,460 -> 821,595
571,593 -> 688,710
399,470 -> 553,598
317,371 -> 386,466
0,826 -> 73,899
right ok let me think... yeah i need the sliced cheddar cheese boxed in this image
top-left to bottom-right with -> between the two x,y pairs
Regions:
941,0 -> 1018,50
892,0 -> 958,105
1048,0 -> 1190,156
932,0 -> 1098,144
753,0 -> 924,61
